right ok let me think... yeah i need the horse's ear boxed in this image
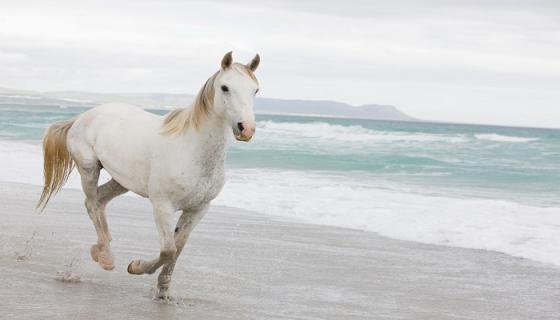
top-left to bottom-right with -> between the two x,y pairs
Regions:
221,51 -> 233,70
247,54 -> 260,72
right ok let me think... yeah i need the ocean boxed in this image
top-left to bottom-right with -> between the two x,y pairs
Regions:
1,103 -> 559,265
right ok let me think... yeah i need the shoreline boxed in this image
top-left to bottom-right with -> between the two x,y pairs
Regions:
1,181 -> 560,319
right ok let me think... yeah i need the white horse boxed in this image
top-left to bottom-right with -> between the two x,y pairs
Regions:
37,51 -> 260,298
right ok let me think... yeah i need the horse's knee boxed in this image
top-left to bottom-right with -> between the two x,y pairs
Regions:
159,248 -> 177,262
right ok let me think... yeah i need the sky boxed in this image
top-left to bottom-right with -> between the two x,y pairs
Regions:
0,0 -> 559,127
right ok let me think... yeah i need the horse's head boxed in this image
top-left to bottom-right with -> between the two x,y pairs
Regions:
215,51 -> 260,142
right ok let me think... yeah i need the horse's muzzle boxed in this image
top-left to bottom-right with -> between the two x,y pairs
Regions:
233,121 -> 255,142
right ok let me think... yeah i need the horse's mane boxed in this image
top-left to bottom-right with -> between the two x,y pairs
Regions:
161,71 -> 219,135
161,64 -> 257,135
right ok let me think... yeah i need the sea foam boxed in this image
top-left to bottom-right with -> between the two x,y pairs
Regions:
474,133 -> 539,143
216,169 -> 560,266
258,121 -> 468,143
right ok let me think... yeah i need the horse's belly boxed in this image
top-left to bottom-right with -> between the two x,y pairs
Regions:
94,128 -> 155,197
101,163 -> 149,197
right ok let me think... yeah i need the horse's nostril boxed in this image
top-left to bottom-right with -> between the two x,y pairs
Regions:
237,122 -> 244,131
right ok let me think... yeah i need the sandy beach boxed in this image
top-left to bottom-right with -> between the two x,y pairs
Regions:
0,181 -> 559,319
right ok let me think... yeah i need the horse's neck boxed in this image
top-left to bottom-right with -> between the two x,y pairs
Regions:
190,114 -> 229,172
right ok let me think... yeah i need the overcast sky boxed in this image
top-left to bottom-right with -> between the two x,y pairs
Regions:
1,0 -> 559,127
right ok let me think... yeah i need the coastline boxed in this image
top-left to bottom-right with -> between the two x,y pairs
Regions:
1,181 -> 559,319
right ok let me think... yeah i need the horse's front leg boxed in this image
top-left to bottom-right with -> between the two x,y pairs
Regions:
127,200 -> 177,275
156,204 -> 209,299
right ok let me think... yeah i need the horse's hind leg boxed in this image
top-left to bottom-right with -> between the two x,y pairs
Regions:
77,163 -> 115,270
97,179 -> 128,241
88,178 -> 128,270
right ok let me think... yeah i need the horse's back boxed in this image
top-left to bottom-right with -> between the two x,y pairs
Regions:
78,103 -> 158,127
69,103 -> 160,148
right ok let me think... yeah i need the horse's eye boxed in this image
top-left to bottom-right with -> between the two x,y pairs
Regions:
221,85 -> 229,92
255,88 -> 259,94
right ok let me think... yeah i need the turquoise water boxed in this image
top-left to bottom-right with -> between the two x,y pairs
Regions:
1,103 -> 559,207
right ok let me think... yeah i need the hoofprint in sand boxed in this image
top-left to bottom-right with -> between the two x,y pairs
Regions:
1,182 -> 560,320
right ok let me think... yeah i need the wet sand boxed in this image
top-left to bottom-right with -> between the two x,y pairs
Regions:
1,181 -> 559,319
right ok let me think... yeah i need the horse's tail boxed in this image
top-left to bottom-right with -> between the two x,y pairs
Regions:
37,119 -> 76,211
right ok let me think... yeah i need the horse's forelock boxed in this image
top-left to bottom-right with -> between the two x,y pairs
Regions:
232,63 -> 258,83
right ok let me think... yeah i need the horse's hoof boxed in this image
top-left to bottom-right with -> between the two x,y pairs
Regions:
91,245 -> 114,271
156,294 -> 172,302
90,245 -> 99,262
155,288 -> 173,302
127,260 -> 143,275
99,260 -> 115,271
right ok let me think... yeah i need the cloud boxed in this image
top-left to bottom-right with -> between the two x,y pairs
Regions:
0,0 -> 559,127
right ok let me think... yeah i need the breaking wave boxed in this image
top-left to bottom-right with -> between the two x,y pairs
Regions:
475,133 -> 539,143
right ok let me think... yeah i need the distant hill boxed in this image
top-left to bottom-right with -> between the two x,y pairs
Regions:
255,98 -> 416,121
0,87 -> 417,121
